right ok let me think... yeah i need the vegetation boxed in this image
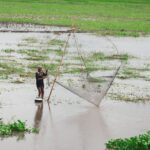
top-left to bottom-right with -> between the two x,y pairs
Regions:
108,93 -> 150,102
22,37 -> 38,43
25,55 -> 49,61
106,131 -> 150,150
2,49 -> 15,53
118,68 -> 141,79
0,0 -> 150,36
0,62 -> 24,79
0,120 -> 39,136
88,52 -> 130,62
48,39 -> 65,46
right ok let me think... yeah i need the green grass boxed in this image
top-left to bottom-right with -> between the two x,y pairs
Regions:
2,49 -> 15,53
0,62 -> 24,79
106,131 -> 150,150
0,120 -> 39,136
0,0 -> 150,36
118,68 -> 141,79
25,55 -> 49,61
47,39 -> 65,46
108,93 -> 150,102
22,37 -> 38,43
87,52 -> 130,62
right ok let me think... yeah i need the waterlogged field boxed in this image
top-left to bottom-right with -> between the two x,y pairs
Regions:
0,0 -> 150,36
0,24 -> 150,150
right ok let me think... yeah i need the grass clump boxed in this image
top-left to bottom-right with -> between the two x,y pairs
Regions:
88,52 -> 130,62
106,131 -> 150,150
0,120 -> 39,136
118,68 -> 140,79
23,37 -> 38,43
64,65 -> 99,74
107,53 -> 129,61
55,49 -> 64,56
2,49 -> 15,53
108,93 -> 150,102
48,39 -> 65,46
18,49 -> 40,56
18,49 -> 51,61
25,55 -> 49,61
0,62 -> 24,78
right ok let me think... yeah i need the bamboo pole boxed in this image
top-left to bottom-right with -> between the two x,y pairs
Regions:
47,33 -> 71,103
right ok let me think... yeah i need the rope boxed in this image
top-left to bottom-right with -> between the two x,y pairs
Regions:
98,36 -> 124,103
70,18 -> 89,73
105,36 -> 119,54
72,32 -> 92,76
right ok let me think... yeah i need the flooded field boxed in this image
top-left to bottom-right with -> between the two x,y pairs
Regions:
0,23 -> 150,150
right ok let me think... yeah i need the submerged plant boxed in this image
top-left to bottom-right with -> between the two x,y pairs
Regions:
23,37 -> 38,43
0,120 -> 39,136
47,39 -> 65,46
2,49 -> 15,53
88,52 -> 131,62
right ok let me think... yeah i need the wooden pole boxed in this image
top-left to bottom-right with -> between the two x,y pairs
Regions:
47,33 -> 71,103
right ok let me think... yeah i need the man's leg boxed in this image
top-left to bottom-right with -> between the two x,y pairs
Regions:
41,87 -> 44,99
38,88 -> 41,98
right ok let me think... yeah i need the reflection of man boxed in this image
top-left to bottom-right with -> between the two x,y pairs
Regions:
34,103 -> 43,129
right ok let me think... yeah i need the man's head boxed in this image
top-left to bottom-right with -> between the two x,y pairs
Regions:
38,66 -> 42,72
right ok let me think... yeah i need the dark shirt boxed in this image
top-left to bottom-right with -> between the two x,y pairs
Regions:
35,71 -> 47,87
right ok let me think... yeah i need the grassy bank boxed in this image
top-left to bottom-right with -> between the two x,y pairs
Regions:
0,0 -> 150,36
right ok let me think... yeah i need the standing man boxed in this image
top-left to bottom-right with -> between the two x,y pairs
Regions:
35,67 -> 48,99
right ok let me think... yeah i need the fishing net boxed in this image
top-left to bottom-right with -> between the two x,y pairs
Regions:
47,32 -> 121,106
56,64 -> 121,106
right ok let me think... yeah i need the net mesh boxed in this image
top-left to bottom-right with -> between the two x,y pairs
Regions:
56,65 -> 121,106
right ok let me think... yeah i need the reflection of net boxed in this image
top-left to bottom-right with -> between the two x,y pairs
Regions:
56,66 -> 121,106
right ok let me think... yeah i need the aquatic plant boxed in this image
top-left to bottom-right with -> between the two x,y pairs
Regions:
23,37 -> 38,43
106,131 -> 150,150
2,49 -> 15,53
0,62 -> 24,78
0,120 -> 39,136
47,39 -> 65,46
118,68 -> 141,79
87,52 -> 131,62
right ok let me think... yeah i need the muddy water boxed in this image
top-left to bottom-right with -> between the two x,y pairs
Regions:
0,83 -> 150,150
0,24 -> 150,150
0,32 -> 150,58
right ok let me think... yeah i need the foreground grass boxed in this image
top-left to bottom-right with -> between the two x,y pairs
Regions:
106,131 -> 150,150
0,120 -> 39,136
0,0 -> 150,36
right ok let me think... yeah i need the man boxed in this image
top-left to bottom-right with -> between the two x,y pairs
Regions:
35,67 -> 48,99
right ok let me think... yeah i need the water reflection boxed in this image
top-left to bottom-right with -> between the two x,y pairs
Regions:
34,103 -> 43,129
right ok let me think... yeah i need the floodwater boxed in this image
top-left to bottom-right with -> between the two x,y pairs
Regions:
0,24 -> 150,150
0,83 -> 150,150
0,23 -> 150,58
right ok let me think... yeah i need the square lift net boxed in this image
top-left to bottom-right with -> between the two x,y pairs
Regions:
47,32 -> 121,107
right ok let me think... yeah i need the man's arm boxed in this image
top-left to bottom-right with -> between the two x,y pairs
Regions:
43,70 -> 48,76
